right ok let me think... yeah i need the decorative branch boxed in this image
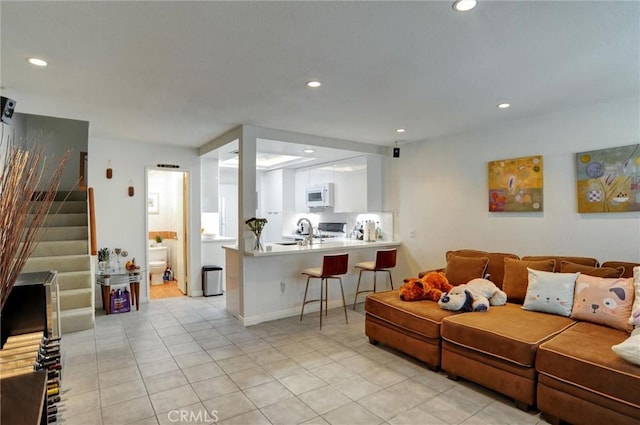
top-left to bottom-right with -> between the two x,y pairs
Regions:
0,136 -> 70,312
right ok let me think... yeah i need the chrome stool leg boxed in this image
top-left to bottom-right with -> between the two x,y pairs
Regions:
352,269 -> 364,310
339,277 -> 348,324
319,278 -> 324,330
373,271 -> 377,293
300,276 -> 311,321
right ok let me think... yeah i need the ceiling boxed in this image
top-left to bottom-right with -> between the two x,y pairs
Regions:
1,1 -> 638,150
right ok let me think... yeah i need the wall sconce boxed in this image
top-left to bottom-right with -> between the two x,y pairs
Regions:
128,180 -> 134,197
106,160 -> 113,179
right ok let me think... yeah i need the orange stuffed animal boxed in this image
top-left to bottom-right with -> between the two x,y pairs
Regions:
399,272 -> 454,301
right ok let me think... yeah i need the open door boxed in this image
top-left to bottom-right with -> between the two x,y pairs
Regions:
147,168 -> 190,298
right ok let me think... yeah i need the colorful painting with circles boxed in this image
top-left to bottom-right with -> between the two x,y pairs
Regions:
576,144 -> 640,213
488,155 -> 543,212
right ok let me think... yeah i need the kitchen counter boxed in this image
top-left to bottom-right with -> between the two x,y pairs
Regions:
223,239 -> 399,256
201,236 -> 236,243
224,239 -> 402,325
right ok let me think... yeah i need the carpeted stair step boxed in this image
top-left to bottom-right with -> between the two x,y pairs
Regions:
36,213 -> 88,227
60,307 -> 94,334
30,240 -> 88,257
33,200 -> 87,214
22,254 -> 91,274
57,271 -> 92,291
59,288 -> 93,311
32,226 -> 89,242
31,190 -> 87,202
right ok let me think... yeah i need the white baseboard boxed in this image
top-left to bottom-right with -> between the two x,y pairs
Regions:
241,299 -> 347,326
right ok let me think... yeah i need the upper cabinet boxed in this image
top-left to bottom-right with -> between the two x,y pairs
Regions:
201,158 -> 219,212
259,169 -> 284,213
294,155 -> 382,213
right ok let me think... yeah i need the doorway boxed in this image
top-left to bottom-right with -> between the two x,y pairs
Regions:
146,168 -> 190,299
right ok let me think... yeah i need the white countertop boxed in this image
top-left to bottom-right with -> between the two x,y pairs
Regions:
201,236 -> 237,243
223,239 -> 401,256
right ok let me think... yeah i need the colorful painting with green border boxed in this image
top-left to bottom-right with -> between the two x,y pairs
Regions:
576,144 -> 640,213
488,155 -> 543,212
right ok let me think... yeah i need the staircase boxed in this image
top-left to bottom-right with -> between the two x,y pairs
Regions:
21,191 -> 94,333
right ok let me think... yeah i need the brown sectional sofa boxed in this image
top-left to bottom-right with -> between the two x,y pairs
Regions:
364,249 -> 640,424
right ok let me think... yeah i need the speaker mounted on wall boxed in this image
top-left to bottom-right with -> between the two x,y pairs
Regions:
0,96 -> 16,125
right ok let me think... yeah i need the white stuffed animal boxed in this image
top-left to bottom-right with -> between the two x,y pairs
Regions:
438,278 -> 508,312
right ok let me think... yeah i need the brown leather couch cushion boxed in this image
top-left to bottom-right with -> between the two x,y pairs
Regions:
601,261 -> 640,279
502,258 -> 556,304
364,290 -> 457,339
537,321 -> 640,408
445,250 -> 519,289
441,303 -> 575,367
560,260 -> 624,278
521,255 -> 598,272
444,254 -> 489,285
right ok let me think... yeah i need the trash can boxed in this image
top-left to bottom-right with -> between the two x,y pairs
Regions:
202,265 -> 223,296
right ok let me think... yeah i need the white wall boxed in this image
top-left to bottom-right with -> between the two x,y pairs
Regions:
385,98 -> 640,277
148,170 -> 183,232
12,113 -> 88,190
88,137 -> 202,301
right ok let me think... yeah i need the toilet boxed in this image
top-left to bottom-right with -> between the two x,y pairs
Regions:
149,246 -> 168,285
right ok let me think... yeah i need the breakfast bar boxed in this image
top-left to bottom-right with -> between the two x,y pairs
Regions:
223,240 -> 401,325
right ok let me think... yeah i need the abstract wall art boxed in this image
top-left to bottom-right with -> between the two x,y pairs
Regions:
576,144 -> 640,213
488,155 -> 543,212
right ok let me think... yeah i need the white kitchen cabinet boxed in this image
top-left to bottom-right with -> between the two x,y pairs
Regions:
201,158 -> 219,212
308,165 -> 334,186
294,155 -> 382,213
294,169 -> 309,212
260,169 -> 283,213
333,155 -> 382,212
258,169 -> 294,242
333,156 -> 366,212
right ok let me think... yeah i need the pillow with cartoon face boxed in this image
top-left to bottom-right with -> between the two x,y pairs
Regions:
571,274 -> 635,332
522,269 -> 579,317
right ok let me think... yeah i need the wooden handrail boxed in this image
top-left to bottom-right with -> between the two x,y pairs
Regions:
88,187 -> 97,255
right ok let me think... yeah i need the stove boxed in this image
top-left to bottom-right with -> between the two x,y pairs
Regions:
316,222 -> 346,239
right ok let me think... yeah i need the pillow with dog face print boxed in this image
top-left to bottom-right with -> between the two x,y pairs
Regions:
571,274 -> 635,332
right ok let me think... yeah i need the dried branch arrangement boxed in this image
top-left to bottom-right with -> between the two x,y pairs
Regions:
0,135 -> 70,312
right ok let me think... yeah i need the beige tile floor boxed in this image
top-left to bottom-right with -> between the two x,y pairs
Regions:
59,296 -> 548,425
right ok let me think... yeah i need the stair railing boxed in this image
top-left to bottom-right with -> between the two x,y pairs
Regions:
88,187 -> 97,256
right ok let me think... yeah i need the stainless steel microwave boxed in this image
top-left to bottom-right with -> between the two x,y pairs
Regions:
306,183 -> 334,208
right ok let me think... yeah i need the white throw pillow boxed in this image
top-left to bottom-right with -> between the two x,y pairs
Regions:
612,328 -> 640,366
629,266 -> 640,327
522,269 -> 579,317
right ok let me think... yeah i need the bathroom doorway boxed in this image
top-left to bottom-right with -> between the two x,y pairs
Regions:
146,168 -> 190,299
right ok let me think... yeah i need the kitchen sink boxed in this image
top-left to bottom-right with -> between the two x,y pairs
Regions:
274,241 -> 299,246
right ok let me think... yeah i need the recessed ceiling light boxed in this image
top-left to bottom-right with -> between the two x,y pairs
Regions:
303,148 -> 315,154
27,57 -> 48,67
395,128 -> 406,133
452,0 -> 477,12
306,80 -> 322,88
497,103 -> 511,109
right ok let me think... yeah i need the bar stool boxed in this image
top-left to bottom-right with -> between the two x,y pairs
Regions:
352,248 -> 397,309
300,253 -> 349,329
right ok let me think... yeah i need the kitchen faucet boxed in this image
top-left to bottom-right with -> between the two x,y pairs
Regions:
296,217 -> 314,246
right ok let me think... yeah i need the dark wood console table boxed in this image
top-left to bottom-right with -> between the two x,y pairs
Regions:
0,370 -> 47,425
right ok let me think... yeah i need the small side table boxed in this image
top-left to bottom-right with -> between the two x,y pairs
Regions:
96,270 -> 143,314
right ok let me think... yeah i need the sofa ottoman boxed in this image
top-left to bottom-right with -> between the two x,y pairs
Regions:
440,303 -> 575,410
365,290 -> 457,369
536,322 -> 640,425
